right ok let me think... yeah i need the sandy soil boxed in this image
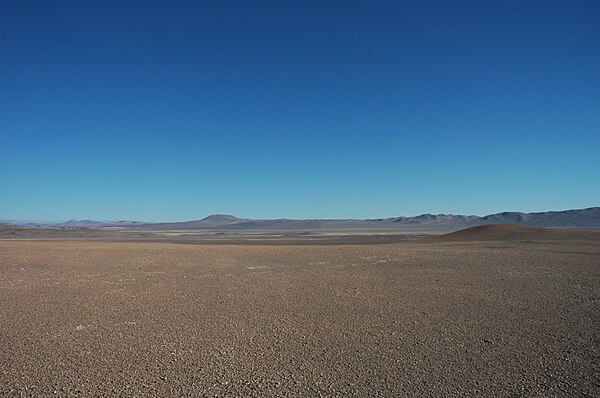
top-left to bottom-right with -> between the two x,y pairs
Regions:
1,239 -> 599,397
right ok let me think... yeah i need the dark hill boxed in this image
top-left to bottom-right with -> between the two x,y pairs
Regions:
201,214 -> 241,223
433,224 -> 600,242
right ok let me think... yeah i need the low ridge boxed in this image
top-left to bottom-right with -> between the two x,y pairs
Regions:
433,224 -> 599,242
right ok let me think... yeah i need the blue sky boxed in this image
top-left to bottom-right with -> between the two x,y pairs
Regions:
1,1 -> 599,221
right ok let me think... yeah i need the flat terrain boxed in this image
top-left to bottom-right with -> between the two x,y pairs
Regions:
0,224 -> 437,245
1,236 -> 599,396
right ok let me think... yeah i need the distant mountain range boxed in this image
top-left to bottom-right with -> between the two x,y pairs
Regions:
59,219 -> 146,227
0,219 -> 147,228
3,207 -> 599,229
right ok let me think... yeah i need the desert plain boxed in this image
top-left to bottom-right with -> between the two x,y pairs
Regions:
1,227 -> 599,397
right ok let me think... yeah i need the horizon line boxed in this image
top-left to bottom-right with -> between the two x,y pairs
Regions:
2,205 -> 598,225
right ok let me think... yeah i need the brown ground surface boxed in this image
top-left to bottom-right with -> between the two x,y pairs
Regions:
1,238 -> 599,397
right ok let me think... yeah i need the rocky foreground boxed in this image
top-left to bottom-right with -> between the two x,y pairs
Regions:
1,239 -> 599,397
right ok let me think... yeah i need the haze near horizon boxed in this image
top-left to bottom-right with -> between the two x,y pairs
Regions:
1,1 -> 599,221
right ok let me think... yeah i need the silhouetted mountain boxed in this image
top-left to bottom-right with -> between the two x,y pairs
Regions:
479,207 -> 600,227
0,218 -> 58,226
61,219 -> 105,227
142,214 -> 247,229
3,207 -> 599,230
132,207 -> 600,230
201,214 -> 241,223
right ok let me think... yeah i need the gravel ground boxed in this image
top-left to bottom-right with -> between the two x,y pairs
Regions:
1,240 -> 599,397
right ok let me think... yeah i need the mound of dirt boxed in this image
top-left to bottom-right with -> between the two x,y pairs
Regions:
433,224 -> 598,242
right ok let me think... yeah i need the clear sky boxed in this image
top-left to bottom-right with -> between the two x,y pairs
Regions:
1,1 -> 599,222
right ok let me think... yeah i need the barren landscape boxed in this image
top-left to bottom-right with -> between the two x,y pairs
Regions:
1,226 -> 599,397
4,0 -> 599,395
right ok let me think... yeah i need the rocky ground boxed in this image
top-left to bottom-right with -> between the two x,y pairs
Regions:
1,239 -> 599,397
